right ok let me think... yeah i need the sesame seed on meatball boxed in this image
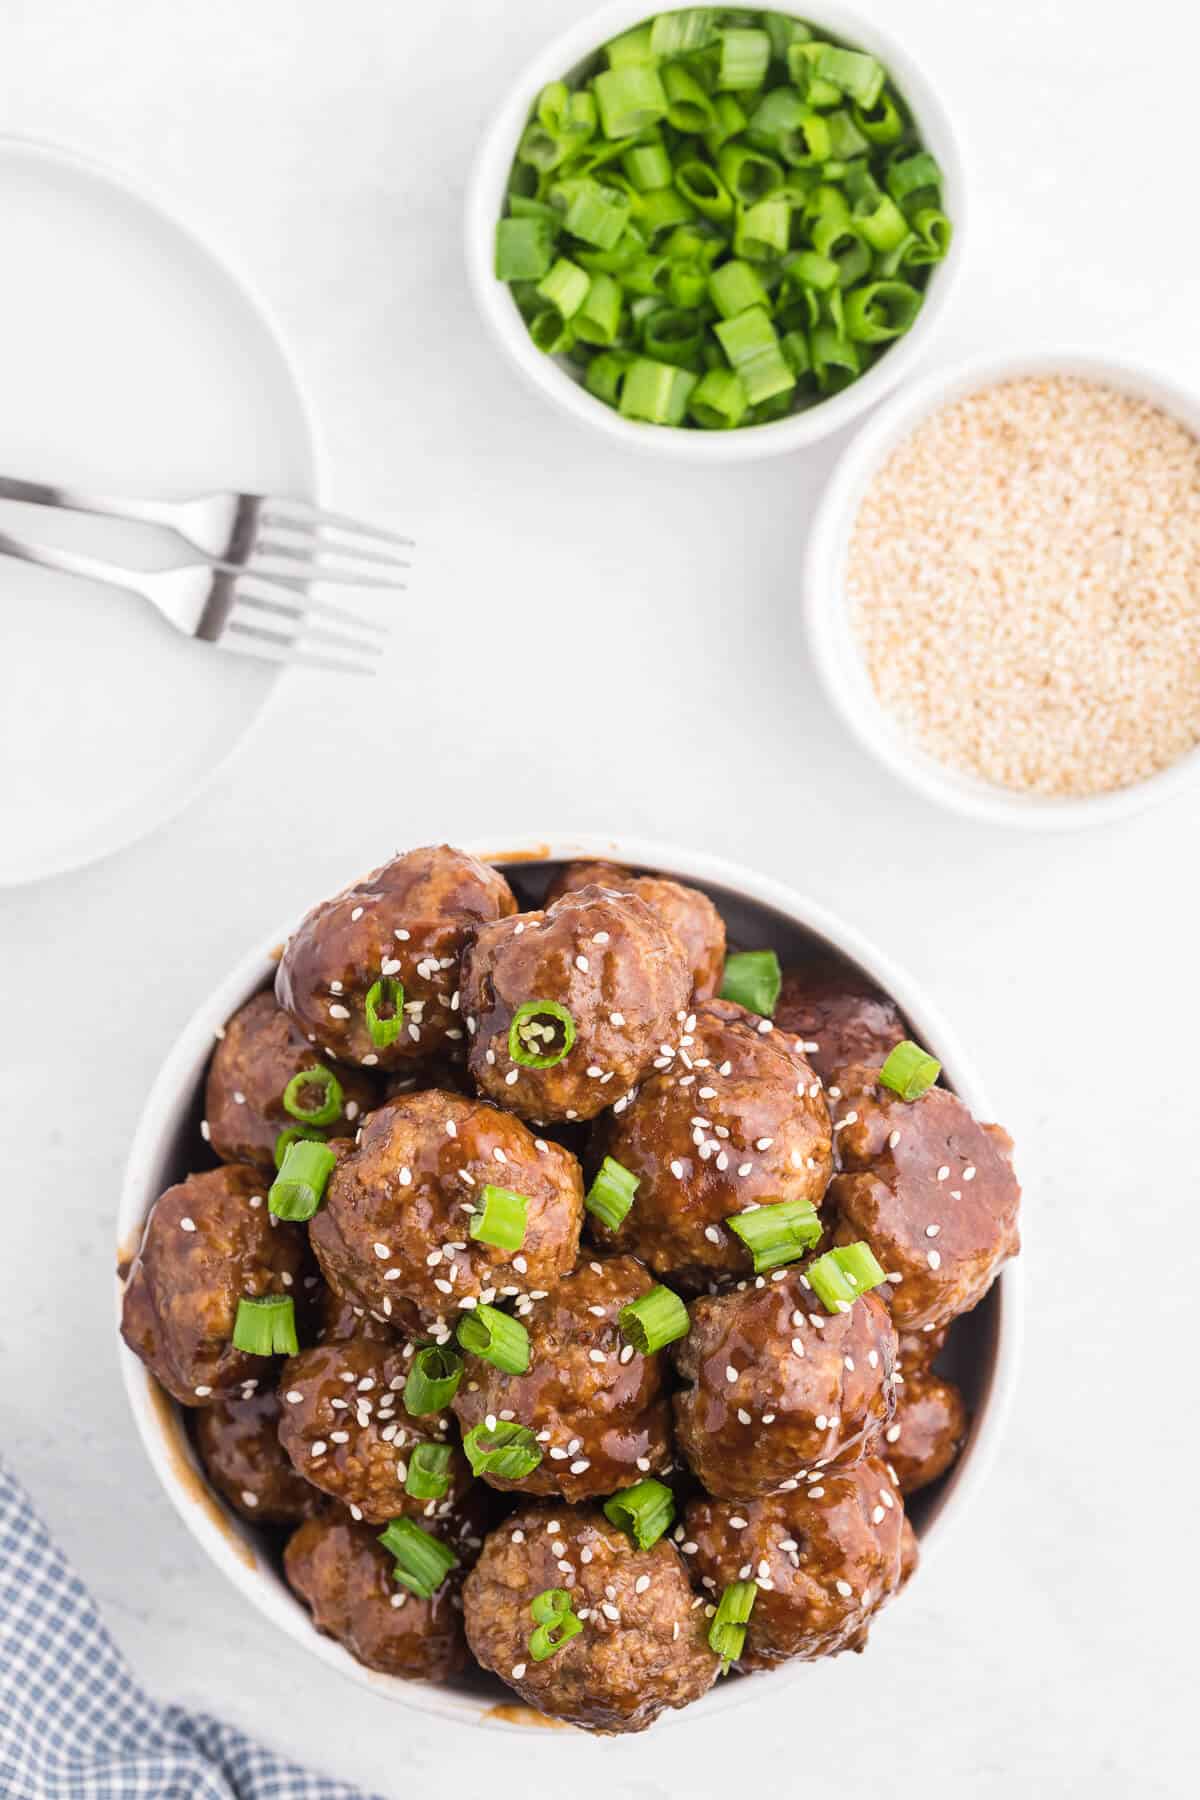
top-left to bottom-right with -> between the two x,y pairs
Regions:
463,1504 -> 718,1732
460,885 -> 690,1124
544,861 -> 726,1000
881,1362 -> 967,1495
308,1090 -> 583,1337
672,1268 -> 897,1498
275,845 -> 517,1070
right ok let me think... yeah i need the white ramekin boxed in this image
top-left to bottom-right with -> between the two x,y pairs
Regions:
465,2 -> 967,462
804,347 -> 1200,828
116,833 -> 1022,1731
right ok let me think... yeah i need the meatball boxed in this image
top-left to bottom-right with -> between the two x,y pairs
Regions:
309,1090 -> 583,1335
195,1388 -> 321,1524
284,1512 -> 466,1682
881,1364 -> 967,1495
463,1504 -> 718,1732
120,1165 -> 307,1407
545,862 -> 726,1000
275,844 -> 517,1069
681,1454 -> 908,1667
315,1279 -> 395,1346
460,885 -> 690,1123
276,1336 -> 471,1525
593,1001 -> 833,1287
827,1076 -> 1020,1332
204,992 -> 378,1173
452,1257 -> 673,1501
774,963 -> 906,1087
672,1269 -> 897,1498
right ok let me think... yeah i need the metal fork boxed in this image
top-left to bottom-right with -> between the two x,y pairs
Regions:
0,530 -> 389,676
0,474 -> 412,580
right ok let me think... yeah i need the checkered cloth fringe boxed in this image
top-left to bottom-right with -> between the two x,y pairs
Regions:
0,1455 -> 378,1800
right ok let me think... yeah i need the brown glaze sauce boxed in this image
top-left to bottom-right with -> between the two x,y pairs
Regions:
145,1380 -> 257,1570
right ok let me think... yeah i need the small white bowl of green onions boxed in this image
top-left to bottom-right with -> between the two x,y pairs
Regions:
466,2 -> 966,458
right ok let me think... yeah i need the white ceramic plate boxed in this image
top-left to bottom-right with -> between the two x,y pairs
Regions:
116,834 -> 1022,1733
0,137 -> 319,887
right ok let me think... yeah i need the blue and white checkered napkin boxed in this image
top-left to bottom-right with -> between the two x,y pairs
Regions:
0,1454 -> 379,1800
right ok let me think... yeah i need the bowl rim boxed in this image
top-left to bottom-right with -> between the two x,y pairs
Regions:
463,0 -> 969,463
802,344 -> 1200,828
115,831 -> 1023,1730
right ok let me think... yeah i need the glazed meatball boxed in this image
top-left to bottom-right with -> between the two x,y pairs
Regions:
672,1269 -> 897,1498
594,1001 -> 833,1287
277,1336 -> 471,1525
463,1504 -> 718,1732
309,1090 -> 583,1335
195,1388 -> 321,1524
460,885 -> 690,1123
452,1257 -> 673,1501
681,1454 -> 908,1667
882,1364 -> 967,1495
275,845 -> 517,1069
204,992 -> 378,1173
315,1279 -> 395,1346
545,862 -> 726,1000
774,963 -> 907,1087
120,1165 -> 307,1407
285,1512 -> 466,1681
827,1075 -> 1020,1332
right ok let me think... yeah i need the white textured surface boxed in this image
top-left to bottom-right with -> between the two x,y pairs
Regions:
0,1 -> 1191,1794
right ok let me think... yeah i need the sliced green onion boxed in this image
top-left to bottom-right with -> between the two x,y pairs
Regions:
378,1517 -> 459,1598
668,258 -> 710,307
273,1124 -> 326,1171
765,15 -> 812,61
906,207 -> 952,265
405,1442 -> 454,1500
282,1064 -> 343,1127
709,1580 -> 756,1667
853,89 -> 905,143
536,257 -> 590,319
364,976 -> 404,1049
718,27 -> 771,90
704,91 -> 748,151
780,329 -> 811,378
530,309 -> 573,354
528,1588 -> 583,1661
604,22 -> 655,66
878,1038 -> 942,1100
268,1137 -> 336,1222
462,1419 -> 543,1481
585,348 -> 634,405
689,367 -> 749,428
808,1241 -> 887,1314
811,323 -> 860,390
495,215 -> 553,281
618,1284 -> 689,1355
733,197 -> 790,261
713,306 -> 795,405
404,1345 -> 464,1416
572,272 -> 623,345
788,41 -> 842,108
643,307 -> 705,368
508,997 -> 576,1069
674,158 -> 734,219
593,63 -> 668,139
232,1294 -> 298,1357
585,1155 -> 640,1230
886,150 -> 943,207
456,1304 -> 531,1375
620,357 -> 697,425
824,109 -> 870,161
719,947 -> 781,1015
603,1477 -> 675,1549
663,62 -> 715,133
814,45 -> 885,108
623,141 -> 673,192
709,258 -> 770,319
552,177 -> 632,251
844,279 -> 922,342
728,1198 -> 821,1273
854,191 -> 909,252
469,1185 -> 528,1251
649,8 -> 719,56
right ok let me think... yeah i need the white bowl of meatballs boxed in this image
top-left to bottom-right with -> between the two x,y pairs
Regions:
116,837 -> 1022,1734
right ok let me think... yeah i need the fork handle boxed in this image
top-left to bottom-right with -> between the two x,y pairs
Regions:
0,529 -> 151,600
0,474 -> 188,534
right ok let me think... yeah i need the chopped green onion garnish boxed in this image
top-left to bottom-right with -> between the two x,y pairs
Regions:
268,1138 -> 336,1222
728,1198 -> 821,1273
603,1477 -> 675,1549
878,1039 -> 941,1100
405,1442 -> 454,1500
718,27 -> 771,90
364,976 -> 404,1049
709,1580 -> 756,1668
404,1345 -> 464,1416
469,1185 -> 529,1251
585,1156 -> 640,1230
649,8 -> 719,56
508,998 -> 576,1069
528,1587 -> 583,1661
281,1064 -> 343,1127
813,44 -> 885,108
689,367 -> 748,430
713,307 -> 795,406
808,1241 -> 887,1314
719,948 -> 782,1016
620,357 -> 697,425
462,1419 -> 543,1481
495,215 -> 553,281
273,1124 -> 326,1171
232,1294 -> 298,1357
618,1284 -> 689,1355
593,63 -> 668,139
456,1304 -> 531,1375
378,1517 -> 459,1598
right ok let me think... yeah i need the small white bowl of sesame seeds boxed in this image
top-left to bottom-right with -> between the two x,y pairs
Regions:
804,349 -> 1200,826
